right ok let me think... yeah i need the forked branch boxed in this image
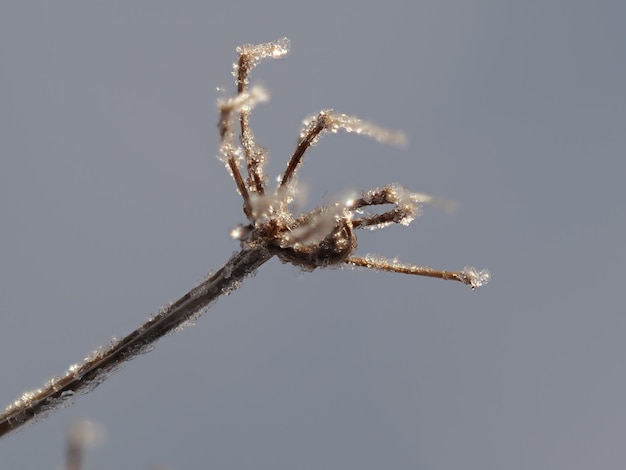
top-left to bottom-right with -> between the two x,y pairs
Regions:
0,37 -> 488,441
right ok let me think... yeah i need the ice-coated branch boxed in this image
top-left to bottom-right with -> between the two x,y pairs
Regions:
0,246 -> 272,439
348,255 -> 491,289
280,110 -> 407,189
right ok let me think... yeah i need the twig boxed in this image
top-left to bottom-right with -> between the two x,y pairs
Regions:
0,37 -> 488,441
0,246 -> 271,438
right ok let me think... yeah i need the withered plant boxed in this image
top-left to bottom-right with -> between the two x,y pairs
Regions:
0,38 -> 489,444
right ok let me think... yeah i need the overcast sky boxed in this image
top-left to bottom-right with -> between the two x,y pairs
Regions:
1,1 -> 625,469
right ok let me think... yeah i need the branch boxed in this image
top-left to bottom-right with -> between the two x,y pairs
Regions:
0,245 -> 272,439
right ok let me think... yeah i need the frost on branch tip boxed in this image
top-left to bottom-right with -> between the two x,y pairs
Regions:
351,256 -> 490,289
460,267 -> 491,289
353,184 -> 421,230
300,110 -> 408,148
233,37 -> 291,85
236,37 -> 291,64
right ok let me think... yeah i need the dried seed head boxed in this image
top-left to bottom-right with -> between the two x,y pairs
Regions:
219,37 -> 489,288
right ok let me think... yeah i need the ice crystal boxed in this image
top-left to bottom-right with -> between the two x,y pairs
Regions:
233,37 -> 291,82
460,267 -> 491,289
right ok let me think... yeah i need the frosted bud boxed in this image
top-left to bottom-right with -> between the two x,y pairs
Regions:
237,37 -> 291,62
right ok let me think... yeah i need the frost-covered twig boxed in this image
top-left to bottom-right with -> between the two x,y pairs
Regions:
0,247 -> 271,438
0,38 -> 488,440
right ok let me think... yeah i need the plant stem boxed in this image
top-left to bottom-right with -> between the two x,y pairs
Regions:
0,245 -> 273,439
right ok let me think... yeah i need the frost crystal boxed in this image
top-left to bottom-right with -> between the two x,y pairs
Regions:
217,85 -> 269,117
281,204 -> 345,248
410,192 -> 458,214
460,267 -> 491,289
233,38 -> 291,82
236,37 -> 290,65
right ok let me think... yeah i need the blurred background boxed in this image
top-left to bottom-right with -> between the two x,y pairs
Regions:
1,1 -> 625,469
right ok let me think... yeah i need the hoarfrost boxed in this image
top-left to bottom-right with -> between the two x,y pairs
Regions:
218,86 -> 269,123
68,363 -> 81,380
299,110 -> 407,148
460,267 -> 491,289
249,192 -> 285,224
409,192 -> 458,214
281,204 -> 345,248
233,38 -> 291,82
363,220 -> 395,231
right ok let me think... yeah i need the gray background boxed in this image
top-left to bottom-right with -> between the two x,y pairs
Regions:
1,1 -> 625,469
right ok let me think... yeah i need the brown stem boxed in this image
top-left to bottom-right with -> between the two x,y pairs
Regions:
0,246 -> 273,439
280,117 -> 326,188
347,256 -> 470,284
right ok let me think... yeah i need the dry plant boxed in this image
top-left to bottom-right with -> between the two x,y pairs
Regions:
0,38 -> 489,449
